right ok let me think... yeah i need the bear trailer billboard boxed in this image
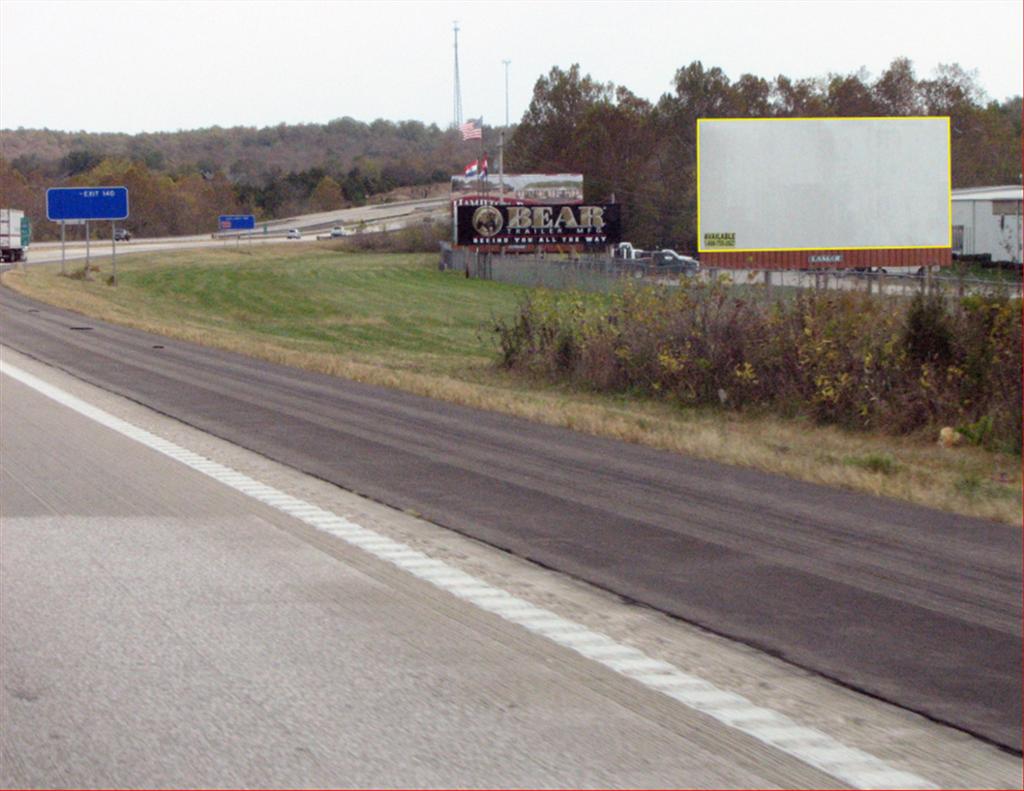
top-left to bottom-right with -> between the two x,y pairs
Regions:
456,203 -> 620,247
696,117 -> 952,269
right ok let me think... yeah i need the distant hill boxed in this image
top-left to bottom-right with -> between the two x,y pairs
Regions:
0,118 -> 500,240
0,117 -> 483,185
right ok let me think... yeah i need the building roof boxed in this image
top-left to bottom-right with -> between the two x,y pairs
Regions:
951,185 -> 1023,202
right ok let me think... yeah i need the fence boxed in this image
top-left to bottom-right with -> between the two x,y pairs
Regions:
438,244 -> 1022,300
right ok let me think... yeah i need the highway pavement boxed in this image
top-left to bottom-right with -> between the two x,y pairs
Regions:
3,347 -> 1020,789
1,284 -> 1020,758
2,365 -> 822,788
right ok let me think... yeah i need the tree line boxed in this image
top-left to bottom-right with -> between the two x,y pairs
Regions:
507,58 -> 1022,251
0,118 -> 470,240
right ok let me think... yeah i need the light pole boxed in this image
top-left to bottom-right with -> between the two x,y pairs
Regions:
503,59 -> 511,128
453,21 -> 462,128
500,59 -> 510,193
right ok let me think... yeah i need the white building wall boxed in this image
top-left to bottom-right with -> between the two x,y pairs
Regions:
952,198 -> 1023,264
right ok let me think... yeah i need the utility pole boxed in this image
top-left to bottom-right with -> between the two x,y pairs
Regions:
452,22 -> 463,128
499,59 -> 510,194
503,59 -> 511,128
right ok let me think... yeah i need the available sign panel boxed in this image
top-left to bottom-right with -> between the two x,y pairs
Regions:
697,117 -> 951,252
218,214 -> 255,231
455,203 -> 620,246
47,187 -> 129,221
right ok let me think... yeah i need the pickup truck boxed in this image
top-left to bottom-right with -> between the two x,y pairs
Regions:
615,242 -> 700,274
652,249 -> 700,273
613,241 -> 646,260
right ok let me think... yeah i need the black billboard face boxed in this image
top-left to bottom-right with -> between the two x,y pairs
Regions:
455,203 -> 621,247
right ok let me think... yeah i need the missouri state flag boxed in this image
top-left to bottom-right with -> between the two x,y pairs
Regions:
464,157 -> 488,178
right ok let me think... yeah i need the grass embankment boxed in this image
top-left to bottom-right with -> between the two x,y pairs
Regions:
3,245 -> 1020,524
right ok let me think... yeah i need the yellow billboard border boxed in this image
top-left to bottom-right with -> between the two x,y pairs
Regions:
695,116 -> 953,253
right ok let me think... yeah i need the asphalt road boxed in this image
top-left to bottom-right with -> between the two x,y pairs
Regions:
0,284 -> 1020,754
6,369 -> 851,788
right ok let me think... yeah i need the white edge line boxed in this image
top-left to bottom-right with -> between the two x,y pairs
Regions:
0,359 -> 939,791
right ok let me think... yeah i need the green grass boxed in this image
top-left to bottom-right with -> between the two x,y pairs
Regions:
843,453 -> 900,476
62,246 -> 524,375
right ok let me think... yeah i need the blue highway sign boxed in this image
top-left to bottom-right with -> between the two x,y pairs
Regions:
47,187 -> 129,221
218,214 -> 255,231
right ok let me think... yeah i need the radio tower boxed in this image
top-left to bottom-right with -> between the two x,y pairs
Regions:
452,21 -> 463,128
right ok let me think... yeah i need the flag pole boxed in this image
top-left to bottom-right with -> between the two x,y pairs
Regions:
480,118 -> 487,198
500,59 -> 509,199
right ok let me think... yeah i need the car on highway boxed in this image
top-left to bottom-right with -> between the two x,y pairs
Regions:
286,229 -> 302,240
113,228 -> 132,242
330,226 -> 348,238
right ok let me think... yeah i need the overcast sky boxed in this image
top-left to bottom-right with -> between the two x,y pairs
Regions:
1,0 -> 1021,134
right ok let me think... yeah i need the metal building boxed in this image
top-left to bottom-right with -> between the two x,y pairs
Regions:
951,185 -> 1023,265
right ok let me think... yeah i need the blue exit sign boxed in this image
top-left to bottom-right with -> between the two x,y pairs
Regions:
218,214 -> 255,231
47,187 -> 129,221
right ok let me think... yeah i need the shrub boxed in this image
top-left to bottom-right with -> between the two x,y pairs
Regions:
493,282 -> 1021,453
904,292 -> 952,365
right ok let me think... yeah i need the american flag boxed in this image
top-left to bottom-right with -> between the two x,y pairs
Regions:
459,118 -> 483,140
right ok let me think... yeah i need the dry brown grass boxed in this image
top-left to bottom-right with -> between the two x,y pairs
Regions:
4,256 -> 1020,525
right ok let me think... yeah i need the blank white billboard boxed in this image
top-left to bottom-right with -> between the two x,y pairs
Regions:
697,117 -> 951,252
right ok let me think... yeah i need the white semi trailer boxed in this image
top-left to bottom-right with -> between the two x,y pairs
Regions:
1,208 -> 28,263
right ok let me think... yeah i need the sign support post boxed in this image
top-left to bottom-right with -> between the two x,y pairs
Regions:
111,221 -> 117,285
85,220 -> 91,278
60,221 -> 66,276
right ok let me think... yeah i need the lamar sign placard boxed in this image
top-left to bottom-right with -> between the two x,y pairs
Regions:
456,203 -> 620,246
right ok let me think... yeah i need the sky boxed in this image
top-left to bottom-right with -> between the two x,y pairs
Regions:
1,0 -> 1021,135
